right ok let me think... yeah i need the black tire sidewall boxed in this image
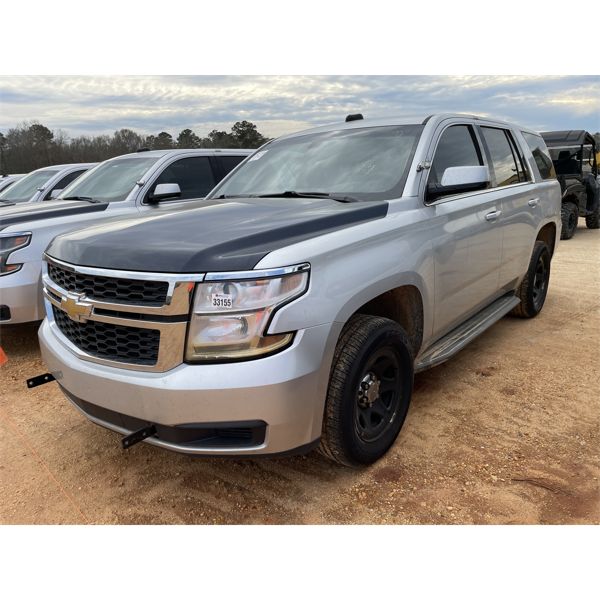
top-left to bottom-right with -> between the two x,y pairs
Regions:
524,242 -> 551,316
561,202 -> 578,239
337,325 -> 413,465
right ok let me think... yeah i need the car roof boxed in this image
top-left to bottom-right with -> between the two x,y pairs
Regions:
34,163 -> 96,171
111,148 -> 254,160
278,113 -> 537,140
540,130 -> 596,147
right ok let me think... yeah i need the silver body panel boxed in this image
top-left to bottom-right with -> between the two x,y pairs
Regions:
38,114 -> 562,456
40,318 -> 340,454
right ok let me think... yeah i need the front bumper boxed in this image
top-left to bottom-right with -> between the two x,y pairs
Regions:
0,261 -> 44,324
39,318 -> 340,456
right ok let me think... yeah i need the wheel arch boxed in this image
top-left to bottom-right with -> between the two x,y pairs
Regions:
536,221 -> 557,257
334,280 -> 426,358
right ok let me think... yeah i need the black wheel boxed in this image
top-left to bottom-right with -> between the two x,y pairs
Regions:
560,201 -> 578,239
585,206 -> 600,229
319,314 -> 413,467
510,240 -> 551,319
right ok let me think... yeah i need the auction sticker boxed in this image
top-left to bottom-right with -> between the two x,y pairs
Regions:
211,293 -> 233,309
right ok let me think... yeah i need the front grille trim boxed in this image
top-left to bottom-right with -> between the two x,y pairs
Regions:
48,262 -> 169,306
52,306 -> 160,366
43,257 -> 200,372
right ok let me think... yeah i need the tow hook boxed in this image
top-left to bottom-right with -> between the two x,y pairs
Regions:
121,425 -> 157,450
26,373 -> 56,388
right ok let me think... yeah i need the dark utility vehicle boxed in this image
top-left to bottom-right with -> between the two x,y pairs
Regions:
541,130 -> 599,239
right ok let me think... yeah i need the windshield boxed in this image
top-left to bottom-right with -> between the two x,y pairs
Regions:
58,155 -> 161,203
209,125 -> 424,201
0,169 -> 60,203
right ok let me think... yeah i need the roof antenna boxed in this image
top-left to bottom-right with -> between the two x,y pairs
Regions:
345,113 -> 364,122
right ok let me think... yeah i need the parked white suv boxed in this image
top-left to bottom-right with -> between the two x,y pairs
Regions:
0,164 -> 94,206
0,149 -> 251,323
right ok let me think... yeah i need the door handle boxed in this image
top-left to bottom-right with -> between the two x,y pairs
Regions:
485,210 -> 502,222
528,198 -> 540,207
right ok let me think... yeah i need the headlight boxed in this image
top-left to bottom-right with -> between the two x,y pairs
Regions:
185,265 -> 309,361
0,232 -> 31,276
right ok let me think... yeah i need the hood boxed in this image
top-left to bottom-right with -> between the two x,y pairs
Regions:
0,200 -> 109,230
46,197 -> 388,273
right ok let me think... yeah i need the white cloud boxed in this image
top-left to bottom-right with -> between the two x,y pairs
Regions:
1,75 -> 599,138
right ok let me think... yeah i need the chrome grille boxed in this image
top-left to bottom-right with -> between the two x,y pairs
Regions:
48,262 -> 168,305
43,256 -> 201,372
52,306 -> 160,366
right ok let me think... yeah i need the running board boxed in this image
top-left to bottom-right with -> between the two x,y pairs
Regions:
415,294 -> 520,373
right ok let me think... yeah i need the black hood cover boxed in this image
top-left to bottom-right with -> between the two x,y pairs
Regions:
46,197 -> 388,273
0,200 -> 108,230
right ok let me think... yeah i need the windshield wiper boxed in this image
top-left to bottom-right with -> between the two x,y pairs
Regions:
256,191 -> 359,203
61,195 -> 102,204
0,199 -> 15,205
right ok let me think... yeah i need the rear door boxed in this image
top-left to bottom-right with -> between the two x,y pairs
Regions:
478,126 -> 538,290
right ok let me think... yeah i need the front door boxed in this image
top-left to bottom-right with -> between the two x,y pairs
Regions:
426,123 -> 503,338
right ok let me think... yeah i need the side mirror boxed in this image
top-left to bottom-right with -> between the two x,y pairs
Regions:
148,182 -> 182,203
49,189 -> 63,200
427,166 -> 490,201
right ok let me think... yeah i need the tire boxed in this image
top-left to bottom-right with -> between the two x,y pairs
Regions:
560,201 -> 578,239
319,314 -> 413,467
510,240 -> 551,319
585,206 -> 600,229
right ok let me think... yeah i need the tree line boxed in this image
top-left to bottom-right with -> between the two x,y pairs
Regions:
0,120 -> 270,174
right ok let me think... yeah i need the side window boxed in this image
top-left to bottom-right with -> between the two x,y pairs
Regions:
429,125 -> 483,186
45,169 -> 87,199
506,132 -> 529,182
480,127 -> 521,187
149,157 -> 216,201
522,132 -> 555,180
217,155 -> 246,180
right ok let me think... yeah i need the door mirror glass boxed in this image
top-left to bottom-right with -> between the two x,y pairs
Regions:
49,189 -> 63,200
428,166 -> 489,200
148,182 -> 182,203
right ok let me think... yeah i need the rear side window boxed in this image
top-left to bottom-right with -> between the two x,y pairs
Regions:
480,127 -> 522,187
522,132 -> 556,180
150,157 -> 216,201
429,125 -> 483,185
506,132 -> 529,182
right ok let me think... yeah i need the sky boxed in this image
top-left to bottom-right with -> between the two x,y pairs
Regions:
0,75 -> 599,140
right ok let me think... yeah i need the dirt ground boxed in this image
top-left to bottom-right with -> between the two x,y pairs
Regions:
1,222 -> 598,525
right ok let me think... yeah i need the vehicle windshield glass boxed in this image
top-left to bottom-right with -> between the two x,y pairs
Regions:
57,155 -> 161,203
0,169 -> 59,203
209,125 -> 424,201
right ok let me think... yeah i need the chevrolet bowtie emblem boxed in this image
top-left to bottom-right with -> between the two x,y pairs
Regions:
60,293 -> 93,323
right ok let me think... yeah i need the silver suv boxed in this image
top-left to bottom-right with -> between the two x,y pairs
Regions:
35,114 -> 561,466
